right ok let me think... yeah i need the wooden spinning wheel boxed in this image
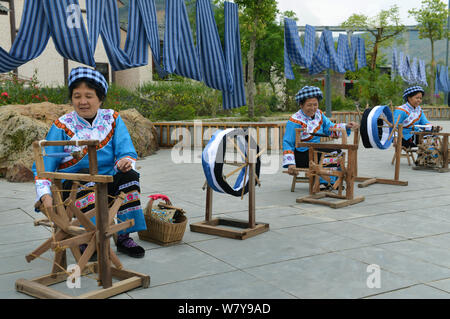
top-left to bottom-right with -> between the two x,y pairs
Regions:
191,129 -> 269,240
15,140 -> 149,299
295,127 -> 365,209
413,131 -> 450,173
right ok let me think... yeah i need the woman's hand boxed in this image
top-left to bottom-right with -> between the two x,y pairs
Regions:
346,122 -> 360,130
117,158 -> 133,173
287,165 -> 299,176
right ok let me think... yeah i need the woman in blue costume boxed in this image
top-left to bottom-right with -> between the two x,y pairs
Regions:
33,67 -> 146,258
393,86 -> 442,149
282,86 -> 359,188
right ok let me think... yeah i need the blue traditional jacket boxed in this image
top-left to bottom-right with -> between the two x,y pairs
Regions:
393,102 -> 430,140
32,109 -> 138,201
282,109 -> 350,168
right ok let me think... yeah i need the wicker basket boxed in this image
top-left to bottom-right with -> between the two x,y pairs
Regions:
138,196 -> 187,246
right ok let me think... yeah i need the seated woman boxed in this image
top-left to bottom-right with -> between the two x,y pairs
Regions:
282,86 -> 359,188
32,67 -> 146,258
394,86 -> 442,149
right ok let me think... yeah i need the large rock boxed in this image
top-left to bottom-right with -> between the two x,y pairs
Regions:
119,108 -> 159,158
0,103 -> 159,182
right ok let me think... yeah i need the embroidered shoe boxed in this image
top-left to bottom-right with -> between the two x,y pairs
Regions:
116,235 -> 145,258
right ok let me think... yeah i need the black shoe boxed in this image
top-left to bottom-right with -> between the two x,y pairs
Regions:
116,237 -> 145,258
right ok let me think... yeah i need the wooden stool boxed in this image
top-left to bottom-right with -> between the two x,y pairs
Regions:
391,146 -> 417,166
283,168 -> 309,192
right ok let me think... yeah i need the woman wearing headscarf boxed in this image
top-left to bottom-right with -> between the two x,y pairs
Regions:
282,86 -> 359,188
32,67 -> 146,258
393,86 -> 442,148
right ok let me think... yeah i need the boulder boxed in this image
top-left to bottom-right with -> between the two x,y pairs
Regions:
0,102 -> 159,182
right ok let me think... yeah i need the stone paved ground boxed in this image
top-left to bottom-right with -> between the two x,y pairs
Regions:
1,121 -> 449,299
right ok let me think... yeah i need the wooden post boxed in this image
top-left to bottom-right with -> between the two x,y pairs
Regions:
88,145 -> 98,175
95,183 -> 112,289
248,152 -> 256,229
442,134 -> 449,170
395,124 -> 403,181
205,186 -> 212,222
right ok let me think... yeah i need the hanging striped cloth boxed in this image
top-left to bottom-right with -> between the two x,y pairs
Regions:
0,0 -> 98,73
222,1 -> 246,110
391,48 -> 398,80
43,0 -> 95,67
196,0 -> 246,109
284,18 -> 315,79
310,29 -> 345,75
418,60 -> 428,87
337,34 -> 354,72
435,65 -> 449,94
351,36 -> 366,69
196,0 -> 233,92
99,0 -> 148,71
410,57 -> 419,85
163,0 -> 202,81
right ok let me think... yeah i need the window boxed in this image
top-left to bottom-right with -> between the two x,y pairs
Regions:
95,63 -> 109,83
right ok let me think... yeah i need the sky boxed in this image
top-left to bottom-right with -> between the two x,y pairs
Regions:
275,0 -> 438,26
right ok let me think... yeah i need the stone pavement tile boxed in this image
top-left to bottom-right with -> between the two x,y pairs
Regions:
0,222 -> 51,246
0,209 -> 35,227
181,215 -> 231,244
376,240 -> 450,269
119,243 -> 236,287
190,230 -> 326,269
245,252 -> 415,299
345,212 -> 450,238
276,225 -> 376,252
0,253 -> 50,275
414,234 -> 450,250
427,279 -> 450,293
128,270 -> 296,299
407,206 -> 450,223
223,208 -> 335,230
338,246 -> 450,283
310,221 -> 406,246
365,284 -> 450,299
0,239 -> 55,259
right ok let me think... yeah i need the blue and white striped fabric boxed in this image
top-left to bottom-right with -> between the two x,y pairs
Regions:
391,48 -> 398,80
418,60 -> 428,87
100,0 -> 148,71
351,36 -> 366,69
435,64 -> 449,94
222,1 -> 246,110
310,29 -> 345,75
337,34 -> 354,72
0,0 -> 98,73
43,0 -> 95,67
68,66 -> 109,94
196,0 -> 233,92
360,105 -> 394,150
164,0 -> 201,81
284,18 -> 315,79
136,0 -> 166,77
410,57 -> 419,84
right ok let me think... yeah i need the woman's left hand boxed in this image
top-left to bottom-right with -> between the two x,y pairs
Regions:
346,121 -> 360,130
117,158 -> 133,173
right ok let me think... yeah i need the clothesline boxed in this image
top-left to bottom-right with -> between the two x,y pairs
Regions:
284,18 -> 367,80
0,0 -> 246,110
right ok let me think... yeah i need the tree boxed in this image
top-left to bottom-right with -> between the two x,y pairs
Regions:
409,0 -> 449,104
341,5 -> 405,71
234,0 -> 278,118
